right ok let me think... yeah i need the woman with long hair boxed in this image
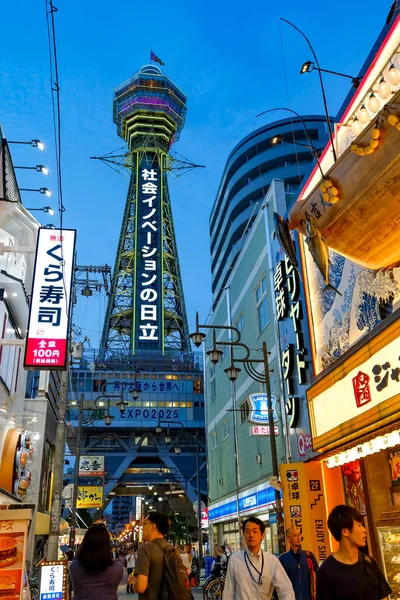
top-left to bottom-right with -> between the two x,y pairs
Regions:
69,524 -> 123,600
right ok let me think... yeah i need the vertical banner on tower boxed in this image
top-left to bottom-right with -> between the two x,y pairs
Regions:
24,228 -> 76,370
134,153 -> 163,353
280,462 -> 331,563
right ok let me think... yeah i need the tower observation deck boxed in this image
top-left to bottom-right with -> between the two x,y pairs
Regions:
101,65 -> 190,358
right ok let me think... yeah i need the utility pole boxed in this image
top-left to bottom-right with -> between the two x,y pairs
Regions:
47,365 -> 69,560
196,434 -> 203,562
69,393 -> 84,549
262,342 -> 285,554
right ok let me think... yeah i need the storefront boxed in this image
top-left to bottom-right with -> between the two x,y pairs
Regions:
304,312 -> 400,590
208,481 -> 280,554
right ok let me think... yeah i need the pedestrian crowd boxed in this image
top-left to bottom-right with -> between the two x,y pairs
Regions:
64,504 -> 391,600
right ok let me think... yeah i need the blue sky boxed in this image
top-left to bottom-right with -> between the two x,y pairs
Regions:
0,0 -> 391,346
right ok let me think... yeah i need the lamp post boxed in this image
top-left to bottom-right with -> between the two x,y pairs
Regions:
190,312 -> 285,554
280,18 -> 337,162
15,164 -> 49,174
20,187 -> 52,197
256,107 -> 326,179
26,206 -> 54,216
300,61 -> 360,88
8,139 -> 45,151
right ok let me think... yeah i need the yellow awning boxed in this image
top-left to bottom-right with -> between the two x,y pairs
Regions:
35,512 -> 50,535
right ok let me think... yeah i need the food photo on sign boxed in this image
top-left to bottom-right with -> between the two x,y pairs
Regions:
0,569 -> 22,600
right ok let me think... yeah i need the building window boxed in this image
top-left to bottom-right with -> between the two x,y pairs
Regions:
212,430 -> 218,450
223,419 -> 231,439
235,314 -> 245,332
210,367 -> 216,401
256,275 -> 269,332
240,400 -> 250,423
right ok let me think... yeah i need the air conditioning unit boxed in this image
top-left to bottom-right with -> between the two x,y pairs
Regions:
256,454 -> 262,464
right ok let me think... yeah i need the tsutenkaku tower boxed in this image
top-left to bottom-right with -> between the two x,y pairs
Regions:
101,65 -> 190,356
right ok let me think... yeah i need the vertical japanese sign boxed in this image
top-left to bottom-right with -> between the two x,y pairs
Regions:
135,496 -> 142,521
39,563 -> 65,600
24,228 -> 76,370
134,154 -> 162,353
281,462 -> 331,563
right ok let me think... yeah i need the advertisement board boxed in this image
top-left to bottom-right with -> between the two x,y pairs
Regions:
300,237 -> 400,376
280,462 -> 331,564
78,456 -> 105,477
0,509 -> 31,600
24,228 -> 76,369
76,486 -> 103,509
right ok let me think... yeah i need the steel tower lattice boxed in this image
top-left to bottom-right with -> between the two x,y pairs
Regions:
101,65 -> 190,357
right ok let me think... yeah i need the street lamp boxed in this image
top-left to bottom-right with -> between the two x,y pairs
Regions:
190,311 -> 285,553
300,60 -> 361,88
26,206 -> 54,215
8,139 -> 45,151
115,398 -> 128,411
271,134 -> 322,158
206,329 -> 223,365
20,187 -> 52,197
224,361 -> 241,382
280,18 -> 337,161
15,164 -> 49,174
256,108 -> 326,179
103,413 -> 114,426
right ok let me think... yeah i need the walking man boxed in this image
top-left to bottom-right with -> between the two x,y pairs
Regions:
132,512 -> 170,598
125,546 -> 136,594
223,517 -> 295,599
316,504 -> 391,600
279,527 -> 318,600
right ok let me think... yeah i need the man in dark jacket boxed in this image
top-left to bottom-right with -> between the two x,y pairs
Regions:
279,527 -> 318,600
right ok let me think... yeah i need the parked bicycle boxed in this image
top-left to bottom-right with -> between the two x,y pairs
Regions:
203,567 -> 226,600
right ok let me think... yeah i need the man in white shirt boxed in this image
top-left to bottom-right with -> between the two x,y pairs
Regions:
223,517 -> 295,600
125,546 -> 136,593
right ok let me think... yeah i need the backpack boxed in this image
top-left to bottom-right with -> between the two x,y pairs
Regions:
305,550 -> 317,600
152,540 -> 193,600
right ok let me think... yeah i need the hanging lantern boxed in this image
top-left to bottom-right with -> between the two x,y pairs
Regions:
378,77 -> 390,99
358,105 -> 369,124
388,63 -> 400,86
352,116 -> 362,135
367,92 -> 380,113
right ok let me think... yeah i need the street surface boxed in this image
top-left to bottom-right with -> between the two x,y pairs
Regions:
117,576 -> 204,599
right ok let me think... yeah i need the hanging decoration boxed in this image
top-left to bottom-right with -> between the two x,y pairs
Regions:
320,178 -> 340,204
350,125 -> 381,156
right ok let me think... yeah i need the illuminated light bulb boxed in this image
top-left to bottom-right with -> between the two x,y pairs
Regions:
352,117 -> 362,135
388,64 -> 400,86
358,105 -> 370,124
367,93 -> 380,113
378,77 -> 390,99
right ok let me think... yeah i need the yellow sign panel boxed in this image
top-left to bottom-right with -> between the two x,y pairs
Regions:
280,462 -> 331,563
77,486 -> 103,508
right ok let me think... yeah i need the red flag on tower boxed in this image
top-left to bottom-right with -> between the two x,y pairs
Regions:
150,51 -> 165,66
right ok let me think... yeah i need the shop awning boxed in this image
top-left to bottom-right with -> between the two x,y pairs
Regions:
35,512 -> 50,535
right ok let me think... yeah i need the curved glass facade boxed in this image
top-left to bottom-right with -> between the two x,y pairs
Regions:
210,116 -> 329,306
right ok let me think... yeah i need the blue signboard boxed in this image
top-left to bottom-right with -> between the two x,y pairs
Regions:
209,486 -> 276,521
113,379 -> 193,394
248,394 -> 278,424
